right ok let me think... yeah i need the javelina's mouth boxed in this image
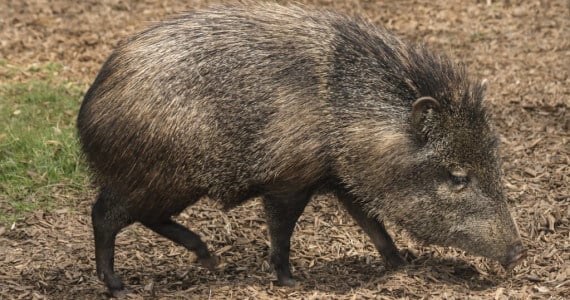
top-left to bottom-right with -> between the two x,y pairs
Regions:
502,243 -> 527,270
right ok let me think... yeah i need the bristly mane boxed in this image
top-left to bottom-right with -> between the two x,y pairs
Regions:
402,45 -> 488,120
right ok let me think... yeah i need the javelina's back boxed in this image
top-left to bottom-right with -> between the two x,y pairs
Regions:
78,4 -> 525,296
78,5 -> 339,213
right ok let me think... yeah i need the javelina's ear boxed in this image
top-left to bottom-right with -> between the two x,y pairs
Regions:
411,96 -> 440,142
412,96 -> 440,124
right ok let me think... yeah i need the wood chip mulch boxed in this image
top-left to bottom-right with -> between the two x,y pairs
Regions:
0,0 -> 568,299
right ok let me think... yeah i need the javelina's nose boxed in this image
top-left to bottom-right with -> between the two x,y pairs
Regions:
503,242 -> 527,270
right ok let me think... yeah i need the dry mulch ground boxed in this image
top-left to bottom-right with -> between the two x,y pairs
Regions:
0,0 -> 568,299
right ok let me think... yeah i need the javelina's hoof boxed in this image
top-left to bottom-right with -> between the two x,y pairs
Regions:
110,288 -> 129,299
102,273 -> 127,298
276,276 -> 298,287
197,255 -> 220,271
385,253 -> 407,269
502,242 -> 527,270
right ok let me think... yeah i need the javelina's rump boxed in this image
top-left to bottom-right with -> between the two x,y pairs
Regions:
77,3 -> 526,296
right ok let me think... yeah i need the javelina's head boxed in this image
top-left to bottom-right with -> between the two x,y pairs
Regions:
362,57 -> 527,268
403,91 -> 525,268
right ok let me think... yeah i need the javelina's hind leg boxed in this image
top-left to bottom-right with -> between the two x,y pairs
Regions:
263,190 -> 312,286
337,192 -> 406,268
92,187 -> 133,297
142,219 -> 219,270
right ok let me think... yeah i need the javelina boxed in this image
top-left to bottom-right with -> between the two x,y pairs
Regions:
77,3 -> 526,296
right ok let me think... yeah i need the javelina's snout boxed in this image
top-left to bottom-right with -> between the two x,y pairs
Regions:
503,242 -> 527,270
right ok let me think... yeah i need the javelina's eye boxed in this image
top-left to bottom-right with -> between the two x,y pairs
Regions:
450,174 -> 470,185
449,169 -> 470,188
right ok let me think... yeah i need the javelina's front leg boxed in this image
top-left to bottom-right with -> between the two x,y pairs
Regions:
263,189 -> 312,286
337,191 -> 406,268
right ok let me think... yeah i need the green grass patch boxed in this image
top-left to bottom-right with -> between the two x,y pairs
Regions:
0,76 -> 90,225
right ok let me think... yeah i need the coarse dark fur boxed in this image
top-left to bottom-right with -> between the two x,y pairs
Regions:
77,3 -> 525,296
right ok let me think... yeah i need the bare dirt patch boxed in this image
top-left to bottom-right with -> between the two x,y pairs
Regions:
0,0 -> 568,299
